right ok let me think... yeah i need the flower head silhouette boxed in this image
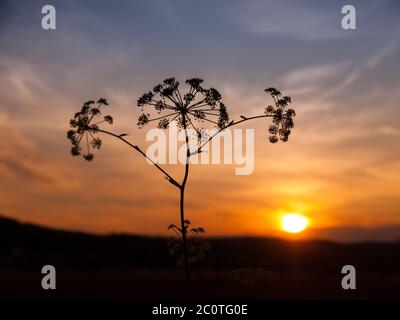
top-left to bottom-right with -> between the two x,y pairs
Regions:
264,88 -> 295,143
137,77 -> 229,141
67,99 -> 112,161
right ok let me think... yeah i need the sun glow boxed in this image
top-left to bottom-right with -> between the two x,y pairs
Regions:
282,213 -> 309,233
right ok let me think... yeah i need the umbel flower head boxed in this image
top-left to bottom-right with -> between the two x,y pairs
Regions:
264,87 -> 295,143
137,77 -> 229,141
67,98 -> 112,161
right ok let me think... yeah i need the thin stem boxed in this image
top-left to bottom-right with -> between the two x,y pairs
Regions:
147,112 -> 179,123
186,115 -> 201,136
149,99 -> 176,110
85,132 -> 90,153
87,130 -> 97,142
179,117 -> 196,299
92,119 -> 107,126
96,128 -> 181,188
193,108 -> 220,112
170,225 -> 182,238
200,111 -> 220,116
188,103 -> 210,110
187,111 -> 218,125
165,93 -> 179,107
175,88 -> 184,106
76,132 -> 85,145
147,103 -> 176,111
169,113 -> 180,123
188,98 -> 207,109
193,114 -> 273,155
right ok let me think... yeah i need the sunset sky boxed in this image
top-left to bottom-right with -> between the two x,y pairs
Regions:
1,0 -> 399,241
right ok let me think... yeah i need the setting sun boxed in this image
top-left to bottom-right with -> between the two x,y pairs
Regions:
282,214 -> 309,233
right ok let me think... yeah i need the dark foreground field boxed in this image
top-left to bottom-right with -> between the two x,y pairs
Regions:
1,216 -> 399,299
2,268 -> 400,300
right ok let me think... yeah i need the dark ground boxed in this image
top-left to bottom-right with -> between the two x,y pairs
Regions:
1,216 -> 399,299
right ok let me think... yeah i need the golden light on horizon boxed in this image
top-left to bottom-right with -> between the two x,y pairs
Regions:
282,213 -> 309,233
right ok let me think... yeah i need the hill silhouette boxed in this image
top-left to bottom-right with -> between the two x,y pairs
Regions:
1,215 -> 400,299
1,215 -> 400,271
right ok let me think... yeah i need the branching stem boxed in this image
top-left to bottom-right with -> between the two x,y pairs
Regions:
97,129 -> 181,188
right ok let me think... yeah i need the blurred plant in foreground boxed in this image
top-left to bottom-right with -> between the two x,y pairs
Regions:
167,220 -> 211,267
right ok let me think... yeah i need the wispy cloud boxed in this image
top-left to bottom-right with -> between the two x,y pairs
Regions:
282,62 -> 350,87
236,0 -> 399,41
365,40 -> 399,69
236,1 -> 345,40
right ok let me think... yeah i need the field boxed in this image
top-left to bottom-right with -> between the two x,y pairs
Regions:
1,216 -> 400,300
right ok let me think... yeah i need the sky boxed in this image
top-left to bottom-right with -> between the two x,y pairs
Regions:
0,0 -> 399,242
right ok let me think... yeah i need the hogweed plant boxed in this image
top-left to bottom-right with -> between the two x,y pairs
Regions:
67,77 -> 295,298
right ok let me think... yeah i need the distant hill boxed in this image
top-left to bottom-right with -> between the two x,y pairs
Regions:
306,225 -> 400,242
0,215 -> 171,269
1,215 -> 400,272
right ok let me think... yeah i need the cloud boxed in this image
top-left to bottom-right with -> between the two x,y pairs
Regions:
279,39 -> 399,114
149,0 -> 178,22
377,125 -> 400,136
0,110 -> 8,125
0,158 -> 53,183
236,0 -> 400,41
365,40 -> 399,69
236,1 -> 344,40
282,62 -> 350,87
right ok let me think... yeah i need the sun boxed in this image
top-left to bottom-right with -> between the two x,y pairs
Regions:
282,213 -> 309,233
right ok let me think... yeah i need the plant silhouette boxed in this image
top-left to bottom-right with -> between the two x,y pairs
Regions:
67,77 -> 295,299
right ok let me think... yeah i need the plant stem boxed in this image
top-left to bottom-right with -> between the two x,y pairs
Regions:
93,108 -> 277,299
180,117 -> 196,299
98,126 -> 195,297
193,114 -> 273,155
97,128 -> 180,188
179,183 -> 195,299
